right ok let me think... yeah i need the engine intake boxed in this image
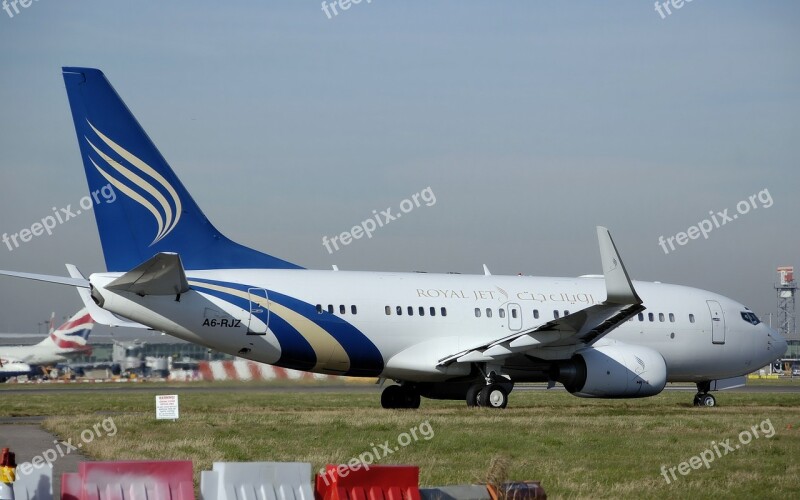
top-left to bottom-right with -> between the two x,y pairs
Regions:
552,344 -> 667,398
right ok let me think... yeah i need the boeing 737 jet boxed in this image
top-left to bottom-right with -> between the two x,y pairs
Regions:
0,309 -> 94,380
0,68 -> 787,407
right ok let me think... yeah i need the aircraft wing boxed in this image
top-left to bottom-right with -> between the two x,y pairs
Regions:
438,226 -> 644,367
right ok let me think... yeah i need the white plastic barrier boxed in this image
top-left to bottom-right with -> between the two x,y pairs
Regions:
200,462 -> 314,500
13,464 -> 53,500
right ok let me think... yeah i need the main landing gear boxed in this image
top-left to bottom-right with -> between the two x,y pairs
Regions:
466,371 -> 512,409
693,381 -> 716,407
381,384 -> 421,409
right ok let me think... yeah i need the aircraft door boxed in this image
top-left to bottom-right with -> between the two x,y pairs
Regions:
707,300 -> 725,344
247,288 -> 269,335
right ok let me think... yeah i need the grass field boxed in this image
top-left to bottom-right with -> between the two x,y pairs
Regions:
1,383 -> 799,499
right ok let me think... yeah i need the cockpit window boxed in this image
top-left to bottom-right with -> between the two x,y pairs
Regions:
741,311 -> 760,325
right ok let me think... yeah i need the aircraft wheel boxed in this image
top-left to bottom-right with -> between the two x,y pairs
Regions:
381,385 -> 420,409
478,383 -> 508,409
381,384 -> 403,409
466,384 -> 482,407
405,390 -> 421,409
700,394 -> 716,407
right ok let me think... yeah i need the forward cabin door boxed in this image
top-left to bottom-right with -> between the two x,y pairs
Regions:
707,300 -> 725,345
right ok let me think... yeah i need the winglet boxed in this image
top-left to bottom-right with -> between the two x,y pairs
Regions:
596,226 -> 641,305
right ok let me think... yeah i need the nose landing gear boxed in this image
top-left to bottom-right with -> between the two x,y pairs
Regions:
693,381 -> 716,407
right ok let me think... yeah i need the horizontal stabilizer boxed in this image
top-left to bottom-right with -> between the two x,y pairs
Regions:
106,252 -> 190,296
0,270 -> 88,288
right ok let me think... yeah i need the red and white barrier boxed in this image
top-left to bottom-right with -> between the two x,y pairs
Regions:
196,360 -> 334,382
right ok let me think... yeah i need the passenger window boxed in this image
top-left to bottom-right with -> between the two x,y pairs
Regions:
553,310 -> 560,319
648,313 -> 654,322
385,306 -> 391,316
564,310 -> 569,316
340,305 -> 346,314
511,309 -> 518,319
351,305 -> 357,315
659,313 -> 665,322
486,308 -> 493,318
430,307 -> 436,316
408,306 -> 414,316
441,307 -> 447,316
316,304 -> 322,314
499,309 -> 506,319
638,313 -> 644,322
533,309 -> 539,319
689,314 -> 695,323
396,306 -> 403,316
327,304 -> 334,314
669,313 -> 675,323
419,306 -> 425,316
475,308 -> 481,318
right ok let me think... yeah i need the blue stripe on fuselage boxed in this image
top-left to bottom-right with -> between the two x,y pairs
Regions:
188,278 -> 384,375
189,279 -> 316,372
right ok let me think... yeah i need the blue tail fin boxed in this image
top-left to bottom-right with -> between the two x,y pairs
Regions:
62,67 -> 302,272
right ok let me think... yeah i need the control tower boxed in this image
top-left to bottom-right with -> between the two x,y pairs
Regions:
776,266 -> 797,341
775,267 -> 798,367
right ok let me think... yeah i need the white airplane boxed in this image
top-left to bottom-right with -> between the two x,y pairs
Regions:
0,309 -> 94,380
0,67 -> 787,408
0,359 -> 32,381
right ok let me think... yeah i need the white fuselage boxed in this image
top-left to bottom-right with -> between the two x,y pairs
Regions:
88,270 -> 785,383
1,337 -> 71,366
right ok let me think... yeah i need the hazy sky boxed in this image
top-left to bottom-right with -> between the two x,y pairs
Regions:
0,1 -> 798,333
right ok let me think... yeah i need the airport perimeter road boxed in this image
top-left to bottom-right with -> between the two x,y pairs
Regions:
0,419 -> 86,495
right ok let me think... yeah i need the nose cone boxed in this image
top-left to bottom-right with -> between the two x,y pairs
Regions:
767,325 -> 788,357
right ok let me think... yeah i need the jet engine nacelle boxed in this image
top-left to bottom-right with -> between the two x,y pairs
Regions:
553,344 -> 667,398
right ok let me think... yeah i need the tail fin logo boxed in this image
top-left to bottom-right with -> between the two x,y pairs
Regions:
50,310 -> 94,350
84,120 -> 182,245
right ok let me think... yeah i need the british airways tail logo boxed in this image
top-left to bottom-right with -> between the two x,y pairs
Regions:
84,120 -> 182,245
50,312 -> 94,350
